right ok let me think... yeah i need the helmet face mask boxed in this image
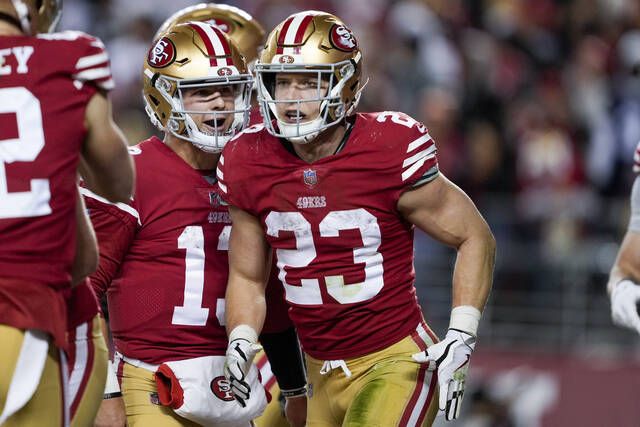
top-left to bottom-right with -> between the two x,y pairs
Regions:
10,0 -> 62,34
256,61 -> 357,144
165,76 -> 252,152
143,22 -> 253,153
256,11 -> 363,144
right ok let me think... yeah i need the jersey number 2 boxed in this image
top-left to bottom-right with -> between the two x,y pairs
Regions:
0,87 -> 51,219
172,225 -> 230,326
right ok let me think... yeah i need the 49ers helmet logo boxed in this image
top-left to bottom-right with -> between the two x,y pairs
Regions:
148,37 -> 176,68
329,24 -> 357,52
210,376 -> 235,401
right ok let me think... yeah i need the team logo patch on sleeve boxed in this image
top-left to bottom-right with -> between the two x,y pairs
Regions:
148,37 -> 176,68
303,169 -> 318,187
210,376 -> 235,401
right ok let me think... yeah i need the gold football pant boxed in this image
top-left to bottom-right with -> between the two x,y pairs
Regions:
0,325 -> 65,427
306,333 -> 439,427
68,315 -> 108,427
254,382 -> 288,427
119,362 -> 200,427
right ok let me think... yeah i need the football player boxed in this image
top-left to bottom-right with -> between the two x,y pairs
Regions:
86,20 -> 305,427
607,141 -> 640,335
0,0 -> 134,425
218,11 -> 496,426
153,5 -> 304,427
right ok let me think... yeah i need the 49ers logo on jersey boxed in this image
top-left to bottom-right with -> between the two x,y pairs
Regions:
210,376 -> 235,401
329,24 -> 357,52
148,37 -> 176,68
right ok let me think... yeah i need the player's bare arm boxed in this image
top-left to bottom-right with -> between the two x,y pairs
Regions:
398,174 -> 496,311
223,205 -> 272,406
607,175 -> 640,334
399,173 -> 495,420
71,187 -> 98,286
82,92 -> 134,203
225,205 -> 272,334
608,231 -> 640,293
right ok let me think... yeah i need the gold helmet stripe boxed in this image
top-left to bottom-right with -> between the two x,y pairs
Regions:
188,21 -> 232,67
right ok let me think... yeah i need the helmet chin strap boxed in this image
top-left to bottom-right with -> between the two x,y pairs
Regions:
278,117 -> 323,144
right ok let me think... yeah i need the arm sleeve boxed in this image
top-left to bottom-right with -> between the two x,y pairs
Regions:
629,177 -> 640,232
260,327 -> 307,391
82,189 -> 137,298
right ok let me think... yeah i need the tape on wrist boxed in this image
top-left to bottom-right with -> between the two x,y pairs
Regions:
228,324 -> 258,344
104,360 -> 120,395
449,305 -> 481,337
281,385 -> 307,398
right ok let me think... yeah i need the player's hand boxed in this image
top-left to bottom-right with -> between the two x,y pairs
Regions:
412,329 -> 476,421
284,394 -> 307,427
223,338 -> 262,407
611,279 -> 640,334
94,396 -> 126,427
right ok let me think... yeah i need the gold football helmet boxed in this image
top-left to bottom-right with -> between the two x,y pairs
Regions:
142,22 -> 253,153
9,0 -> 62,34
155,3 -> 265,67
256,10 -> 363,144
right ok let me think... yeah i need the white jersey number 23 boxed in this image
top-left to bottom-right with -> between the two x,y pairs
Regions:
265,208 -> 384,305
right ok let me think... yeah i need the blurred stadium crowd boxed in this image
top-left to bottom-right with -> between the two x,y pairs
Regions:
59,0 -> 640,348
55,1 -> 640,425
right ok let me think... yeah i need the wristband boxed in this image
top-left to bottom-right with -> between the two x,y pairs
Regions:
280,385 -> 307,398
228,324 -> 258,344
449,305 -> 481,337
104,360 -> 120,394
103,391 -> 123,400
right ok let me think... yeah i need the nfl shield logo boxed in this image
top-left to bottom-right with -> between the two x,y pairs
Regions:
303,169 -> 317,187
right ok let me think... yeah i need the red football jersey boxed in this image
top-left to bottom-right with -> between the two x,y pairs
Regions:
218,112 -> 439,360
0,31 -> 113,347
85,137 -> 291,364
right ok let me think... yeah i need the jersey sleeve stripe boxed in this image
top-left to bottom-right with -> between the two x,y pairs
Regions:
402,156 -> 437,182
406,133 -> 432,153
75,52 -> 109,70
218,181 -> 228,194
80,187 -> 141,225
96,79 -> 115,90
219,155 -> 225,165
73,67 -> 112,81
402,145 -> 436,168
216,168 -> 224,180
410,166 -> 439,187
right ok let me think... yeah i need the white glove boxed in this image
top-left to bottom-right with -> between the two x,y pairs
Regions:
611,279 -> 640,334
224,326 -> 262,407
412,329 -> 476,421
